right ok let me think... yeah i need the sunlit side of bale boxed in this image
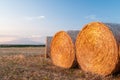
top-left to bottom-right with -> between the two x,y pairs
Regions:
50,30 -> 79,68
76,22 -> 120,76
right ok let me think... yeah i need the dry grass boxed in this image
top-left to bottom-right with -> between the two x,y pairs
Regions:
0,47 -> 120,80
0,47 -> 45,56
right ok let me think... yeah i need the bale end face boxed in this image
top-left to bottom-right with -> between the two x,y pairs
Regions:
76,22 -> 118,76
51,31 -> 75,68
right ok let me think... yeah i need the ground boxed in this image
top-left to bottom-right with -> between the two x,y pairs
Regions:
0,47 -> 120,80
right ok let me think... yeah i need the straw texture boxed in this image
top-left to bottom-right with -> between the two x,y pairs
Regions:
76,22 -> 120,76
50,31 -> 78,68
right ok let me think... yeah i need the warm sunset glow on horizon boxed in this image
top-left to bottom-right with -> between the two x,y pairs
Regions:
0,37 -> 16,43
0,0 -> 120,44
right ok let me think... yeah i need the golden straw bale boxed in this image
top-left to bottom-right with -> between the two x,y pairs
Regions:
51,31 -> 78,68
76,22 -> 120,76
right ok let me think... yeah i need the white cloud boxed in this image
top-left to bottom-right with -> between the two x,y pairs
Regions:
0,36 -> 17,43
25,35 -> 46,43
25,17 -> 33,20
37,16 -> 45,19
31,36 -> 45,43
85,15 -> 97,20
25,16 -> 45,20
0,35 -> 46,44
31,35 -> 41,38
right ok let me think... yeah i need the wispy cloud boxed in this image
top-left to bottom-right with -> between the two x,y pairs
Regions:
30,35 -> 45,43
84,15 -> 120,21
37,16 -> 45,19
85,15 -> 97,20
25,16 -> 45,20
0,35 -> 17,43
0,35 -> 45,44
31,35 -> 41,38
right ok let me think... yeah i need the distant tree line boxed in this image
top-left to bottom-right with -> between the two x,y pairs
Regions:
0,44 -> 45,48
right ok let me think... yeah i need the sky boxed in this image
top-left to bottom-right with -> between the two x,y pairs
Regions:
0,0 -> 120,44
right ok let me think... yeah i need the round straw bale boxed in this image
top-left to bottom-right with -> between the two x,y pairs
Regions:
50,31 -> 76,68
76,22 -> 120,76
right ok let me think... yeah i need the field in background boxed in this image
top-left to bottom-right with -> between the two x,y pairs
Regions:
0,44 -> 45,48
0,47 -> 45,56
0,47 -> 120,80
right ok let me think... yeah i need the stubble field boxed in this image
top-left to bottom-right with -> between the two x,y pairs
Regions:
0,47 -> 120,80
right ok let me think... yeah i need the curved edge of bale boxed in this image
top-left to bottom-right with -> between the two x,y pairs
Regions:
50,31 -> 75,68
75,22 -> 119,76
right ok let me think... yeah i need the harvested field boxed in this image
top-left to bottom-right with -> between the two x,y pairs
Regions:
0,47 -> 120,80
0,47 -> 45,56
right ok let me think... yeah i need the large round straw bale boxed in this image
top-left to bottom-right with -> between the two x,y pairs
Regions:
51,31 -> 78,68
76,22 -> 120,76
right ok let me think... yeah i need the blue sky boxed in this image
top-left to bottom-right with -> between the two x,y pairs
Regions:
0,0 -> 120,43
